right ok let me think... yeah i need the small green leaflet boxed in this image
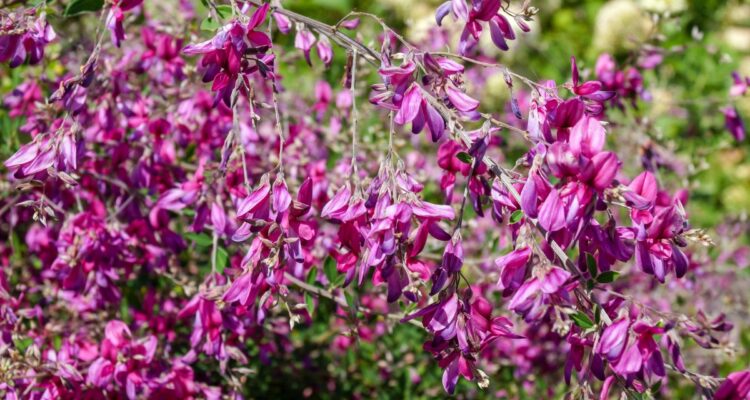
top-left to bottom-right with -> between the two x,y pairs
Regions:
509,210 -> 524,224
305,293 -> 315,317
570,311 -> 594,329
586,253 -> 598,279
184,232 -> 213,247
14,337 -> 33,353
200,5 -> 233,31
216,247 -> 229,274
596,271 -> 620,283
456,152 -> 472,164
64,0 -> 104,17
323,256 -> 338,284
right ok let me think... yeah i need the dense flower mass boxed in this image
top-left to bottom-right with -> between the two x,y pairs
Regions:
0,0 -> 748,398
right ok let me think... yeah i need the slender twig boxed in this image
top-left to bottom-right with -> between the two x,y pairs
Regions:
283,272 -> 421,327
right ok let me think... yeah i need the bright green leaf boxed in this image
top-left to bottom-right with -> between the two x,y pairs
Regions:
201,17 -> 221,31
509,210 -> 524,224
305,292 -> 315,317
323,256 -> 338,284
184,232 -> 213,247
306,266 -> 318,285
216,247 -> 229,274
14,337 -> 33,353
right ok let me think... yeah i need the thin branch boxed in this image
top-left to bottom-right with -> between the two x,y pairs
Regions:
283,272 -> 421,327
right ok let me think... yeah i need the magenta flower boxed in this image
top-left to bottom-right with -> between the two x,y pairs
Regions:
0,12 -> 56,67
715,369 -> 750,400
107,0 -> 143,47
729,71 -> 749,97
294,27 -> 316,66
436,0 -> 519,55
634,202 -> 690,282
87,320 -> 158,399
723,106 -> 746,142
316,35 -> 333,67
495,246 -> 532,296
183,4 -> 272,105
596,317 -> 629,362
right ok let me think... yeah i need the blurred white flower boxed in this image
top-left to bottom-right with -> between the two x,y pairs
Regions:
637,0 -> 687,14
594,0 -> 653,53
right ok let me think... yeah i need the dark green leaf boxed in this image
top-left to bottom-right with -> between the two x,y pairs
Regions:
570,311 -> 594,329
456,152 -> 472,164
586,253 -> 597,279
596,271 -> 620,284
120,297 -> 131,323
64,0 -> 104,17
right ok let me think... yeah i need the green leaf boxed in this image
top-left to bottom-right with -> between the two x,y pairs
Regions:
216,247 -> 229,274
332,274 -> 346,288
200,6 -> 232,31
304,292 -> 315,317
456,152 -> 472,164
323,256 -> 338,285
344,291 -> 357,311
306,266 -> 317,285
509,210 -> 524,224
596,271 -> 620,284
215,4 -> 232,18
570,311 -> 594,329
120,297 -> 131,323
586,253 -> 598,279
64,0 -> 104,17
184,232 -> 213,247
201,17 -> 221,31
14,337 -> 33,353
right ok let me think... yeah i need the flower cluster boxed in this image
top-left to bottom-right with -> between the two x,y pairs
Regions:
0,9 -> 56,68
0,1 -> 745,399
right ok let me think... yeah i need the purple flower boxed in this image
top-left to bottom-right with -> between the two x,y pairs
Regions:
715,369 -> 750,400
294,28 -> 316,66
723,106 -> 746,142
0,13 -> 56,67
107,0 -> 143,47
183,4 -> 272,105
729,71 -> 749,97
596,317 -> 629,361
436,0 -> 518,54
495,246 -> 531,296
316,35 -> 333,67
445,84 -> 480,112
